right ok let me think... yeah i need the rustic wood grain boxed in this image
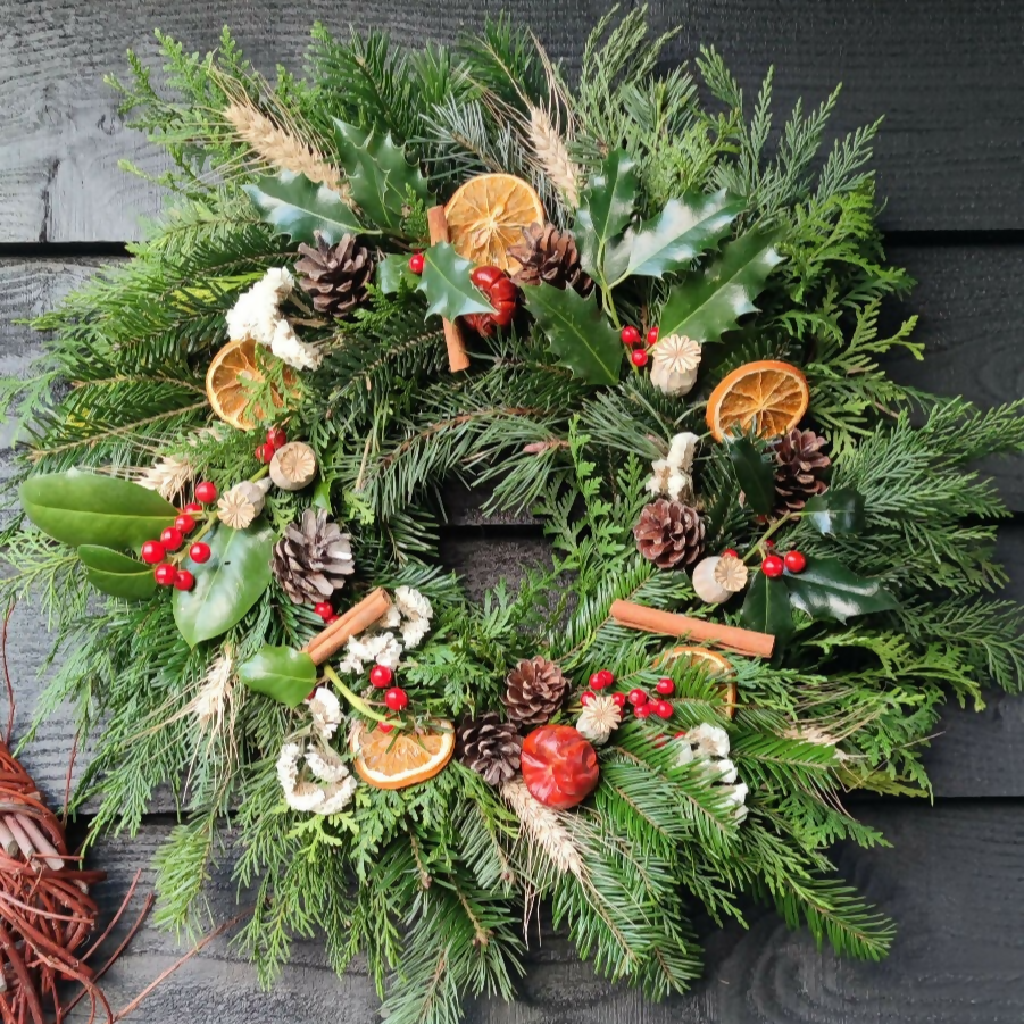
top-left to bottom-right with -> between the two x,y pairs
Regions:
3,1 -> 1024,241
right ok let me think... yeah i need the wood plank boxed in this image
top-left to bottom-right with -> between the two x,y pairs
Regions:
73,803 -> 1024,1022
3,1 -> 1024,241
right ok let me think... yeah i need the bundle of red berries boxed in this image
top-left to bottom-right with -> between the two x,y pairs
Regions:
759,541 -> 807,578
255,425 -> 288,465
139,480 -> 219,590
366,664 -> 410,734
407,253 -> 520,336
621,324 -> 658,368
581,668 -> 677,720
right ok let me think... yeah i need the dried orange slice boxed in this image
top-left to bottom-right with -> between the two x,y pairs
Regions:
205,338 -> 297,431
445,173 -> 545,271
349,720 -> 455,790
657,646 -> 737,719
705,359 -> 809,442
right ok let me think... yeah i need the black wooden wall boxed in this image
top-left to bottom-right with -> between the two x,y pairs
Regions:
2,2 -> 1024,1021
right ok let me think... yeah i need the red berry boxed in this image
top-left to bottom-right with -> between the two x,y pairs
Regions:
596,669 -> 615,688
160,527 -> 184,552
627,688 -> 648,707
634,703 -> 652,719
490,277 -> 518,304
141,540 -> 165,565
656,677 -> 675,696
630,348 -> 649,367
621,325 -> 641,346
647,326 -> 659,346
384,687 -> 408,711
581,690 -> 596,705
764,539 -> 776,549
470,265 -> 503,290
267,426 -> 287,449
173,570 -> 194,591
652,699 -> 673,719
326,615 -> 340,624
611,692 -> 627,708
183,502 -> 204,514
761,554 -> 785,578
195,482 -> 218,503
255,443 -> 269,464
370,665 -> 393,688
784,550 -> 807,574
314,601 -> 333,620
378,723 -> 394,734
589,672 -> 603,689
722,548 -> 738,558
408,252 -> 425,275
189,541 -> 211,564
674,731 -> 688,740
154,563 -> 176,586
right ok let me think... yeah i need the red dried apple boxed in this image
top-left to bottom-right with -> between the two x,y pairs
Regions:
521,724 -> 600,809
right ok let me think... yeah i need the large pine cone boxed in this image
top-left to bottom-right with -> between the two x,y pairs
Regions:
504,656 -> 570,725
508,223 -> 594,296
295,231 -> 374,318
271,509 -> 355,604
633,499 -> 705,569
457,712 -> 523,785
770,428 -> 831,515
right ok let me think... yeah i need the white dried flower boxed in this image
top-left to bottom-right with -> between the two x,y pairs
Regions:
336,632 -> 404,675
688,722 -> 731,759
306,687 -> 342,740
271,318 -> 321,370
575,695 -> 622,745
650,334 -> 701,396
714,757 -> 738,785
276,741 -> 303,793
304,741 -> 349,783
276,736 -> 357,815
675,724 -> 749,822
395,586 -> 433,621
318,776 -> 359,815
647,432 -> 700,501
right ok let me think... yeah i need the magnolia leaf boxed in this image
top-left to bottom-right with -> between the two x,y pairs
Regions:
333,121 -> 431,232
173,523 -> 276,647
575,149 -> 638,278
376,253 -> 417,293
659,230 -> 783,343
78,545 -> 157,601
243,171 -> 361,244
784,556 -> 898,624
741,571 -> 794,645
20,471 -> 178,551
522,284 -> 622,385
604,190 -> 743,284
804,489 -> 865,535
728,437 -> 776,516
239,646 -> 317,708
417,243 -> 494,320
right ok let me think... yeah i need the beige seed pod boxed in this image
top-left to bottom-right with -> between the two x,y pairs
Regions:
269,441 -> 318,491
692,553 -> 749,604
650,333 -> 701,396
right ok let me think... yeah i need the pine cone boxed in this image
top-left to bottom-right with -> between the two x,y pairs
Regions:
770,428 -> 831,515
508,223 -> 594,296
633,499 -> 705,569
457,712 -> 523,785
295,231 -> 374,318
271,509 -> 355,604
504,656 -> 570,725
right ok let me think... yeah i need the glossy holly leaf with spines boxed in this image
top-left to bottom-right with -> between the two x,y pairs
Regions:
741,570 -> 794,646
376,253 -> 418,294
727,436 -> 776,516
243,171 -> 361,244
574,149 -> 638,279
659,229 -> 783,343
417,243 -> 495,320
784,556 -> 898,624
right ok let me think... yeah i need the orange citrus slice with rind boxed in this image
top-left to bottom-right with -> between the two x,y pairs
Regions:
705,359 -> 809,442
657,646 -> 737,719
349,720 -> 455,790
445,173 -> 545,271
205,337 -> 297,431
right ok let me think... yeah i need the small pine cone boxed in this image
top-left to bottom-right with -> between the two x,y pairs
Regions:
633,499 -> 705,569
271,509 -> 355,604
295,231 -> 374,318
508,223 -> 594,296
770,428 -> 831,515
457,712 -> 523,785
504,656 -> 570,725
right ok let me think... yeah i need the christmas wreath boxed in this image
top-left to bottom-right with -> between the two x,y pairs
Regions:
3,11 -> 1024,1024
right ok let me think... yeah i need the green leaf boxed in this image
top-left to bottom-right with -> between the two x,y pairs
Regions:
660,230 -> 784,343
741,571 -> 794,645
728,437 -> 776,516
243,171 -> 361,245
804,489 -> 865,535
173,523 -> 276,647
575,149 -> 638,278
784,556 -> 898,624
604,190 -> 744,284
20,471 -> 178,551
417,243 -> 494,320
77,545 -> 157,601
239,646 -> 317,708
376,253 -> 417,294
522,284 -> 622,385
333,121 -> 431,232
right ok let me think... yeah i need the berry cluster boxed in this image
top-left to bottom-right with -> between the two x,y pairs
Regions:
255,425 -> 287,465
367,664 -> 409,733
761,543 -> 807,578
139,482 -> 219,590
621,324 -> 659,368
583,668 -> 676,720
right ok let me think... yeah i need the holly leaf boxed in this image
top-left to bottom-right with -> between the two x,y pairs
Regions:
522,284 -> 622,385
784,556 -> 898,624
333,121 -> 431,232
604,190 -> 743,284
243,171 -> 361,244
417,243 -> 494,320
727,437 -> 776,516
239,646 -> 317,708
78,545 -> 157,601
659,229 -> 783,343
575,149 -> 638,278
173,522 -> 276,647
804,489 -> 865,535
377,253 -> 417,294
20,471 -> 178,551
741,571 -> 794,645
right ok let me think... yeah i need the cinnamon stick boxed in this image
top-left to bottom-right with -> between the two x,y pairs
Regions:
610,600 -> 775,659
426,205 -> 471,372
303,588 -> 393,666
